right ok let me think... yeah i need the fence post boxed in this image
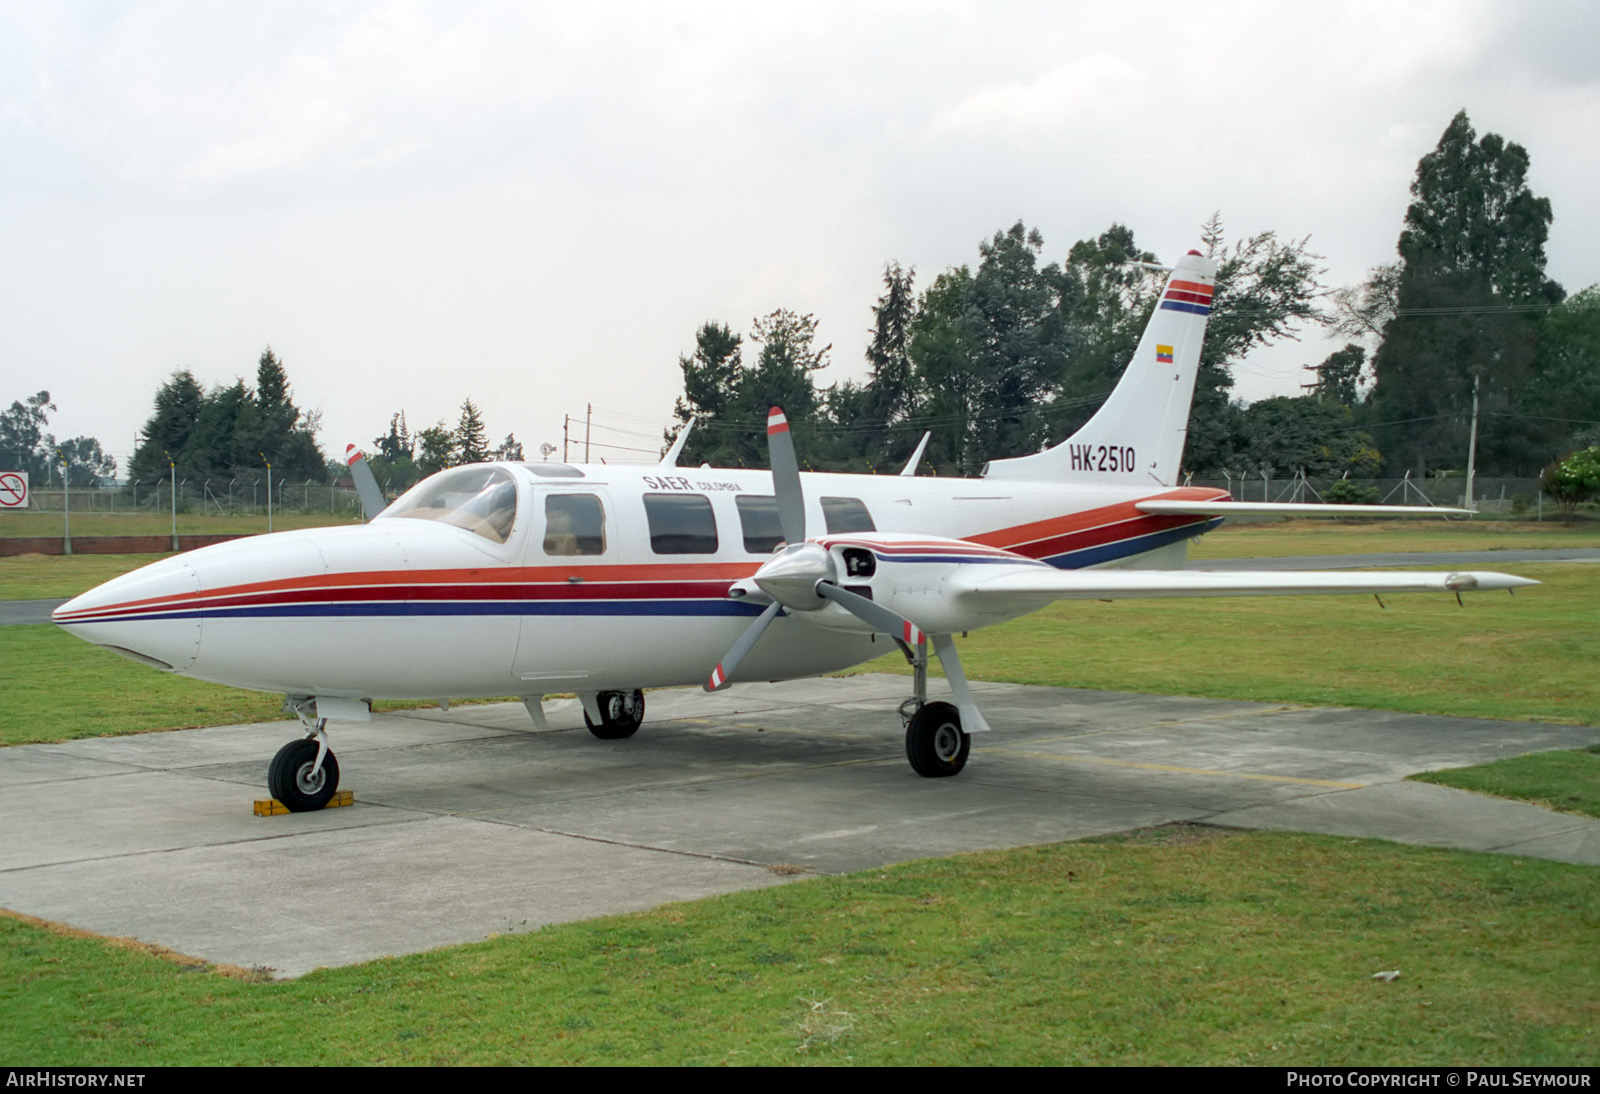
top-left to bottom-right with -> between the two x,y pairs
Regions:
61,459 -> 72,555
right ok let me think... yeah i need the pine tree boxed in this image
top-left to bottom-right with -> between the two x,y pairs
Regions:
863,263 -> 918,461
453,399 -> 490,464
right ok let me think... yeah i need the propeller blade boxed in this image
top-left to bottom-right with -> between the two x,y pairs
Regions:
766,407 -> 807,545
704,600 -> 783,691
345,444 -> 388,521
814,582 -> 924,648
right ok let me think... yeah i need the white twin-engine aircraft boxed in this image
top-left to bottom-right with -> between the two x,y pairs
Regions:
55,250 -> 1535,810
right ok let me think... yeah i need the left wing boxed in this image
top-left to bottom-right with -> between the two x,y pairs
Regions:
949,565 -> 1537,613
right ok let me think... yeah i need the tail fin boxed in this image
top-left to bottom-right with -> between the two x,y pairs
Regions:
984,249 -> 1217,486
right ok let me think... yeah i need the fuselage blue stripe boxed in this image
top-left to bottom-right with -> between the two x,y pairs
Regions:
1158,300 -> 1211,316
71,599 -> 770,623
1041,517 -> 1223,569
878,554 -> 1036,565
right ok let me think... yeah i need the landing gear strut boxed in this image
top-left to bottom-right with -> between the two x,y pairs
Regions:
584,689 -> 645,740
269,704 -> 341,811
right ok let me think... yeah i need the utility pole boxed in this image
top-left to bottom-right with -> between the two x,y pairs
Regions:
585,403 -> 592,463
1465,366 -> 1485,515
563,415 -> 570,462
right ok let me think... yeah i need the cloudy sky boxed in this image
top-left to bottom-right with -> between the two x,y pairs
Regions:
4,1 -> 1597,471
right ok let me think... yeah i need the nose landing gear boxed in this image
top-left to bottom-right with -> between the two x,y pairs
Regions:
268,736 -> 342,812
269,700 -> 342,812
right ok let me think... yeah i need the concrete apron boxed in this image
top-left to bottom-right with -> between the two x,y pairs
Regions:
2,674 -> 1596,978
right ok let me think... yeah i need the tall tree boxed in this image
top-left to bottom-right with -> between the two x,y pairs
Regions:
1235,396 -> 1381,479
905,222 -> 1067,474
1331,262 -> 1400,346
1370,110 -> 1562,475
0,391 -> 117,485
374,411 -> 413,460
1304,344 -> 1367,407
453,399 -> 491,464
54,436 -> 118,487
1184,219 -> 1328,474
252,347 -> 324,480
0,391 -> 57,475
129,371 -> 205,484
256,348 -> 293,434
128,351 -> 326,485
1052,225 -> 1164,437
416,423 -> 455,476
1526,285 -> 1600,457
668,322 -> 745,466
493,433 -> 524,462
861,263 -> 919,462
744,309 -> 830,425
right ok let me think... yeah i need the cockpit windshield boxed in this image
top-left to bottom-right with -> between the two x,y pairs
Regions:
379,466 -> 520,544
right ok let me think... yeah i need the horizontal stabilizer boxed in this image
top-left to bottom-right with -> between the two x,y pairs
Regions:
1136,500 -> 1471,518
951,566 -> 1537,609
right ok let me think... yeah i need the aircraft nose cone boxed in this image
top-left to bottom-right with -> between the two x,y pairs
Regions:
53,556 -> 203,672
753,541 -> 835,611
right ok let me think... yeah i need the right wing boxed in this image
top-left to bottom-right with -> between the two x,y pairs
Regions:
1136,500 -> 1470,518
949,565 -> 1537,614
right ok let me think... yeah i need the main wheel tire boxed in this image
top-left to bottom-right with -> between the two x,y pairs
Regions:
267,738 -> 341,812
905,701 -> 970,778
585,689 -> 645,740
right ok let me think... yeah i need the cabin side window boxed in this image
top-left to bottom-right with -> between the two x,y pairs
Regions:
543,493 -> 607,556
735,495 -> 783,554
645,493 -> 719,554
822,496 -> 876,534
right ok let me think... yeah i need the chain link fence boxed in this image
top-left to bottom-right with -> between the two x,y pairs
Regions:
1187,475 -> 1553,516
20,479 -> 364,518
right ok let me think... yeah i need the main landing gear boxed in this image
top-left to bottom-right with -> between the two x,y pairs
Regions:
583,689 -> 645,740
905,701 -> 970,777
898,638 -> 971,778
269,703 -> 340,812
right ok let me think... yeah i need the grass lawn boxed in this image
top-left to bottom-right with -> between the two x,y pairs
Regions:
1411,747 -> 1600,820
1187,518 -> 1599,559
0,509 -> 360,538
2,829 -> 1595,1066
1,552 -> 177,600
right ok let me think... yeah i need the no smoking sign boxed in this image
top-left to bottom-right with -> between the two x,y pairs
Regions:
0,471 -> 29,508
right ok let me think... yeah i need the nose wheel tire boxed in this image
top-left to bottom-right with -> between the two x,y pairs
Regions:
905,700 -> 970,778
586,689 -> 645,740
268,738 -> 341,812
